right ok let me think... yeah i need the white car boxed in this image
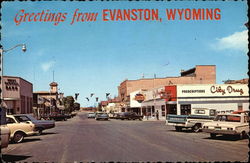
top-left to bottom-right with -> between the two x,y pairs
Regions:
6,115 -> 38,143
202,113 -> 249,139
87,112 -> 96,118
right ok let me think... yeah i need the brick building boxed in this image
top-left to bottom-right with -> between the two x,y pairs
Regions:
2,76 -> 33,114
118,65 -> 216,104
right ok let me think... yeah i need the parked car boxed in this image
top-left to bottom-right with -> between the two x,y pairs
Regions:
13,114 -> 55,135
108,113 -> 117,119
116,112 -> 143,121
71,111 -> 78,117
42,113 -> 68,121
202,113 -> 249,139
64,113 -> 72,119
95,112 -> 109,121
112,113 -> 120,119
6,115 -> 38,143
87,112 -> 96,118
0,108 -> 10,148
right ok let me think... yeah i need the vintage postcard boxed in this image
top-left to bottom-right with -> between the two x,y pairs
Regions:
0,0 -> 248,162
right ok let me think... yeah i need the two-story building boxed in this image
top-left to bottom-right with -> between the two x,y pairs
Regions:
2,76 -> 33,114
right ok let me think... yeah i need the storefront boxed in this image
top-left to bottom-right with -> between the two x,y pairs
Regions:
165,84 -> 249,115
2,76 -> 33,114
140,87 -> 167,120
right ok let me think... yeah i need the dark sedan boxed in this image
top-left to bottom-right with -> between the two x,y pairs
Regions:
116,112 -> 143,121
41,113 -> 68,121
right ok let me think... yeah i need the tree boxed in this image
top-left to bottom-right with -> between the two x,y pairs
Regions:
73,102 -> 80,111
62,96 -> 75,113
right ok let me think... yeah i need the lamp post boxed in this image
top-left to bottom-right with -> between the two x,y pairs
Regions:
0,44 -> 26,107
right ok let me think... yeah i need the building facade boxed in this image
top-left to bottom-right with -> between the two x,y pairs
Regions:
166,84 -> 249,115
119,65 -> 216,112
33,82 -> 64,117
140,83 -> 249,120
2,76 -> 33,114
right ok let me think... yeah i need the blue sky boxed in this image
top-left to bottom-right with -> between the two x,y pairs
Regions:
1,1 -> 248,107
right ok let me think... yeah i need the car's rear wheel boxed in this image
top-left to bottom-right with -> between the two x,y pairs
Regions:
13,132 -> 25,143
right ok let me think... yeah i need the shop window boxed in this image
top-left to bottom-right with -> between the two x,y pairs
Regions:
167,104 -> 177,115
209,109 -> 216,116
161,105 -> 166,116
147,107 -> 151,116
238,103 -> 243,111
152,106 -> 155,113
181,105 -> 191,115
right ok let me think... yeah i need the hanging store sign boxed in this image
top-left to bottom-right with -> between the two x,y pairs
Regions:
134,93 -> 145,103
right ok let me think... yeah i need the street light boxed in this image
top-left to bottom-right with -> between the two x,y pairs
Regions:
0,44 -> 27,107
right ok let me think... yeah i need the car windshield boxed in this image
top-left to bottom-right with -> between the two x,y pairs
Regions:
214,115 -> 241,122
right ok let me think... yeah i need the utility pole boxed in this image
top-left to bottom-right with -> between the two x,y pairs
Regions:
0,44 -> 26,109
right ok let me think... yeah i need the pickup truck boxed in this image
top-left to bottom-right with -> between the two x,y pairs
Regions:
166,108 -> 216,132
202,113 -> 249,139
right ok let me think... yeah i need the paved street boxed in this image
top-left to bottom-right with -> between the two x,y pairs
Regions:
2,111 -> 248,162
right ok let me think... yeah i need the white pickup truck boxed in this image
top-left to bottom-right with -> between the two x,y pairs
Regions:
202,113 -> 249,139
166,108 -> 216,132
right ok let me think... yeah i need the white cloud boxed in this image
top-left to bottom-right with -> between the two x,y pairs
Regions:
41,61 -> 55,72
212,30 -> 248,53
